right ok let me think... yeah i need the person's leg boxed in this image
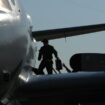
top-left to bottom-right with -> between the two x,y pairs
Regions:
38,61 -> 45,74
46,60 -> 53,74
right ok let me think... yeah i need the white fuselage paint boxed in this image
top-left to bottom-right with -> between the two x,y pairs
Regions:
0,0 -> 35,99
0,0 -> 33,72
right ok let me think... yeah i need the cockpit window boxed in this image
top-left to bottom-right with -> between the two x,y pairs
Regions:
0,0 -> 12,12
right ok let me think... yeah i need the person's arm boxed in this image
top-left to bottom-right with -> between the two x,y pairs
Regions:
53,47 -> 58,59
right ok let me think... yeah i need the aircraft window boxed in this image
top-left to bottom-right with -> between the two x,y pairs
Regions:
11,0 -> 15,5
0,0 -> 12,11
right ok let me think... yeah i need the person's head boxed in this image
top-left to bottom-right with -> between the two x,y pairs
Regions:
42,39 -> 49,45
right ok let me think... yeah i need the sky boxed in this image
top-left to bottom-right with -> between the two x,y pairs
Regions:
21,0 -> 105,71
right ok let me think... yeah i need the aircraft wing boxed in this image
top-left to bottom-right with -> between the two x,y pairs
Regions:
32,23 -> 105,41
15,72 -> 105,105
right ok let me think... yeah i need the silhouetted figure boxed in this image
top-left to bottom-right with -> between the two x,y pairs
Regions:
38,39 -> 58,74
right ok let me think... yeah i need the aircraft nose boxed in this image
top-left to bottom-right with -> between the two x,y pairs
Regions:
0,12 -> 12,24
0,13 -> 15,38
0,13 -> 17,48
0,13 -> 26,73
0,11 -> 28,98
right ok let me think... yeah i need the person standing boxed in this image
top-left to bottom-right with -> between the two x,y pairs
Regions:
38,39 -> 58,74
